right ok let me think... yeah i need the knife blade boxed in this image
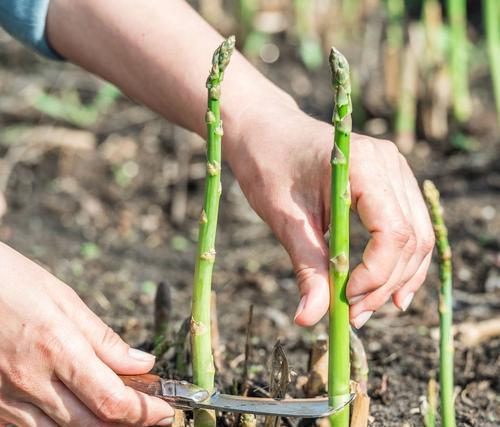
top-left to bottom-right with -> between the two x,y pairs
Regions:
120,374 -> 355,418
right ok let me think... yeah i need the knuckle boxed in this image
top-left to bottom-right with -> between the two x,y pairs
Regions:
405,231 -> 418,254
34,328 -> 65,363
421,233 -> 436,254
99,326 -> 126,353
362,262 -> 390,288
295,266 -> 317,284
95,388 -> 128,422
380,139 -> 399,154
8,366 -> 32,396
388,220 -> 412,247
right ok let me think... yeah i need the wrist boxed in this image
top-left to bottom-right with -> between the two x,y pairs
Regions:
223,92 -> 302,168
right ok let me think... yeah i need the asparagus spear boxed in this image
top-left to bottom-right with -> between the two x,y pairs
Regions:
484,0 -> 500,123
447,0 -> 471,123
294,0 -> 323,70
328,47 -> 352,427
191,35 -> 235,427
423,181 -> 456,427
384,0 -> 405,106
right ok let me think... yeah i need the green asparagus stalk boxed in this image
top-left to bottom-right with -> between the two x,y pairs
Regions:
383,0 -> 405,108
423,181 -> 456,427
238,0 -> 258,40
395,25 -> 419,154
191,35 -> 235,427
294,0 -> 323,70
484,0 -> 500,124
386,0 -> 405,52
328,48 -> 352,427
447,0 -> 471,123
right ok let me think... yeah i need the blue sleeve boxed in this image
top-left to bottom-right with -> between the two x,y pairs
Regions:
0,0 -> 63,60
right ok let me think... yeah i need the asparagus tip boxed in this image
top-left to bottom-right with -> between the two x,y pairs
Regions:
208,36 -> 236,87
329,47 -> 350,86
423,180 -> 439,203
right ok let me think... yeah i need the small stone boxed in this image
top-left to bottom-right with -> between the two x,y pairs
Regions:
457,267 -> 472,282
481,205 -> 496,221
485,269 -> 500,292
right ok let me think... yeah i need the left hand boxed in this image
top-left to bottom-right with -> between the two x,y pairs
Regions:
228,105 -> 435,329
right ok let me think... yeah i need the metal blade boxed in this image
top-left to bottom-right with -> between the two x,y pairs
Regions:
192,392 -> 356,418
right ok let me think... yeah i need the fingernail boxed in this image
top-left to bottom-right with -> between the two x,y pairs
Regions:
156,417 -> 175,425
401,292 -> 414,311
348,293 -> 367,305
128,348 -> 155,362
353,311 -> 373,329
294,295 -> 307,321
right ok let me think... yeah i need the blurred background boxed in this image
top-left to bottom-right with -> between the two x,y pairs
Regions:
0,1 -> 498,426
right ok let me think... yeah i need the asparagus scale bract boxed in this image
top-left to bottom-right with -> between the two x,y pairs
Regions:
423,181 -> 456,427
191,35 -> 235,427
328,48 -> 352,427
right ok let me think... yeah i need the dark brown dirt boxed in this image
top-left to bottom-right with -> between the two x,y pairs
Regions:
0,29 -> 498,427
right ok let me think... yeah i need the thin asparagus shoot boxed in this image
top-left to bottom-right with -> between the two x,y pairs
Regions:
384,0 -> 405,106
484,0 -> 500,124
328,47 -> 352,427
447,0 -> 471,123
423,180 -> 456,427
191,35 -> 235,427
294,0 -> 323,70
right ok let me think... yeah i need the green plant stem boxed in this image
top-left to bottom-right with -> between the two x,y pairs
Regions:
395,27 -> 418,154
386,0 -> 405,50
294,0 -> 323,70
447,0 -> 471,123
238,0 -> 258,39
328,48 -> 352,427
423,181 -> 456,427
191,35 -> 235,427
484,0 -> 500,124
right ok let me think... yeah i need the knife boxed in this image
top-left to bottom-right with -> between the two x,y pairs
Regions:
119,374 -> 355,418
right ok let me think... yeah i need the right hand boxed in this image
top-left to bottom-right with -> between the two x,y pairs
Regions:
0,243 -> 174,426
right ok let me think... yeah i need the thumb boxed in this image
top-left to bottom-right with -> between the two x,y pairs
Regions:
64,293 -> 156,374
279,215 -> 330,327
91,321 -> 156,375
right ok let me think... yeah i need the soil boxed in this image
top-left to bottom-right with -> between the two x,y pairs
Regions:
0,28 -> 498,427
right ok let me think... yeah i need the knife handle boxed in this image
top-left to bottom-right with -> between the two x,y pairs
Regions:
119,374 -> 162,396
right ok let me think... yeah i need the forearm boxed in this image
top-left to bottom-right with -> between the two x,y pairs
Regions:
46,0 -> 297,161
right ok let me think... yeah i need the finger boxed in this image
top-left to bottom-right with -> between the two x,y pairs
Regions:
275,208 -> 330,327
393,252 -> 432,310
349,252 -> 432,327
347,171 -> 413,302
375,147 -> 419,289
0,400 -> 57,427
26,379 -> 116,427
53,328 -> 174,425
53,285 -> 156,375
392,159 -> 435,309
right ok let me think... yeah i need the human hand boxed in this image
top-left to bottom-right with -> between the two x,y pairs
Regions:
228,106 -> 435,329
0,243 -> 174,426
